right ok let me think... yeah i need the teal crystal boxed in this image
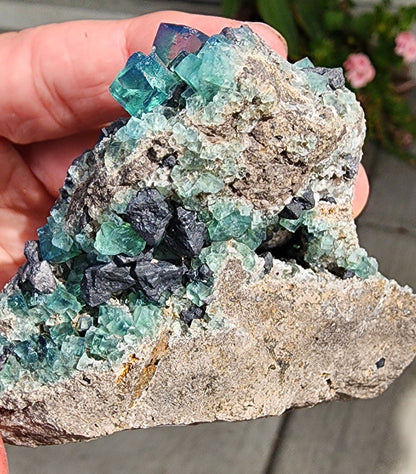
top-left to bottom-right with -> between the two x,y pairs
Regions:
305,71 -> 329,94
6,292 -> 28,318
76,314 -> 93,333
207,199 -> 252,241
236,226 -> 266,250
208,211 -> 251,241
132,302 -> 161,339
85,327 -> 119,361
109,52 -> 181,117
38,219 -> 81,263
48,323 -> 76,346
171,166 -> 224,198
45,285 -> 82,321
345,248 -> 378,279
13,339 -> 40,369
198,242 -> 229,274
294,57 -> 315,69
0,355 -> 21,392
98,304 -> 133,337
186,281 -> 213,307
173,35 -> 238,102
0,23 -> 380,401
94,221 -> 146,256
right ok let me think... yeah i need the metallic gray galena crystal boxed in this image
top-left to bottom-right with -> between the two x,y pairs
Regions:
0,24 -> 415,447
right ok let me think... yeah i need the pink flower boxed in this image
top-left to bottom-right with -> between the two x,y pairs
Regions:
343,53 -> 376,88
395,31 -> 416,63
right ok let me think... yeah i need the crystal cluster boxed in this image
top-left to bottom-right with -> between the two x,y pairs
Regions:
2,23 -> 413,447
0,23 -> 379,394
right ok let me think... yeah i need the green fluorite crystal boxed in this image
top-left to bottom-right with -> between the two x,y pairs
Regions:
109,52 -> 181,117
0,23 -> 378,401
94,221 -> 146,256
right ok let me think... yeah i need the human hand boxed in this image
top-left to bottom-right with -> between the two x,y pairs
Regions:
0,11 -> 369,294
0,436 -> 7,474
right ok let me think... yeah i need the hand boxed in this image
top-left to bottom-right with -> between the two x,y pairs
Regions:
0,436 -> 7,474
0,11 -> 368,291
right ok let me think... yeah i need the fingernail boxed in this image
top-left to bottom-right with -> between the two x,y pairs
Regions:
249,21 -> 288,57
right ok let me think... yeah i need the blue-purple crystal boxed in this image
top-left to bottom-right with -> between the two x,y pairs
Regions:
153,23 -> 208,65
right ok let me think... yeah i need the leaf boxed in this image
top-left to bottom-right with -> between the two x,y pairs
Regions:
398,6 -> 416,30
294,0 -> 326,39
324,10 -> 345,32
221,0 -> 241,18
256,0 -> 300,57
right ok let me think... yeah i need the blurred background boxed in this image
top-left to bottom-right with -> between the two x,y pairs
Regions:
2,0 -> 416,473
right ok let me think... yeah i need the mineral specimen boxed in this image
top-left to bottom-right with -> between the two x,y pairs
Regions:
0,23 -> 415,447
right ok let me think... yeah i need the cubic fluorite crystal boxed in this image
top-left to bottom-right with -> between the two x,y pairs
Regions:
0,23 -> 415,446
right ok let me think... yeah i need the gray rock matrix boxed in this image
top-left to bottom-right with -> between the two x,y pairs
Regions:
0,28 -> 415,446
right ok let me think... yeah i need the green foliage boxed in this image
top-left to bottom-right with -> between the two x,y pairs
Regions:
256,0 -> 300,56
221,0 -> 240,18
222,0 -> 416,162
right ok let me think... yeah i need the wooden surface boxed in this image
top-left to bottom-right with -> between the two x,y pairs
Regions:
6,417 -> 282,474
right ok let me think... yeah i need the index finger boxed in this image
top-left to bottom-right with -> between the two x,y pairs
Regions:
0,12 -> 287,145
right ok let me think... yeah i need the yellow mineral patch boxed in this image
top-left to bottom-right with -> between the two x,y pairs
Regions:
116,354 -> 140,384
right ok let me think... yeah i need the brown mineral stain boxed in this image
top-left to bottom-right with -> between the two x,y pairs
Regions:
116,354 -> 140,384
130,332 -> 170,404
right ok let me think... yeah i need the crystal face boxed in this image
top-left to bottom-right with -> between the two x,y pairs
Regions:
0,23 -> 378,396
109,52 -> 181,116
153,23 -> 208,65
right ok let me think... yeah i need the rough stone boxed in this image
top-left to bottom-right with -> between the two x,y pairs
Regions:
132,260 -> 184,303
305,66 -> 346,90
180,305 -> 205,326
0,24 -> 415,447
81,263 -> 136,307
126,188 -> 172,246
163,206 -> 206,258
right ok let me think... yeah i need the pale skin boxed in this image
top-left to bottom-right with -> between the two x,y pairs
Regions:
0,11 -> 369,469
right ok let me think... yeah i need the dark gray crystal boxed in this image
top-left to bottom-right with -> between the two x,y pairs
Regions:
196,264 -> 213,283
98,117 -> 129,141
81,262 -> 136,307
180,306 -> 205,326
376,357 -> 385,369
321,196 -> 337,204
113,250 -> 153,267
17,240 -> 56,294
279,188 -> 315,220
262,252 -> 274,274
132,260 -> 184,302
126,189 -> 172,246
164,207 -> 206,258
24,240 -> 42,263
306,67 -> 345,90
342,154 -> 359,180
328,266 -> 355,280
161,155 -> 177,168
186,264 -> 213,283
0,345 -> 13,371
